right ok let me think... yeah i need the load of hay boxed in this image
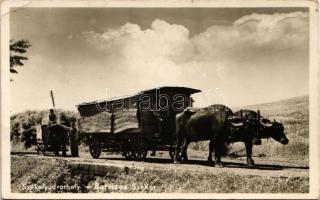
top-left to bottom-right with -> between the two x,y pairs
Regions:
78,109 -> 139,134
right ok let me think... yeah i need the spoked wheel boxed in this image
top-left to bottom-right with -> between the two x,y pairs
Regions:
169,145 -> 175,161
89,137 -> 101,159
134,151 -> 147,160
132,138 -> 148,161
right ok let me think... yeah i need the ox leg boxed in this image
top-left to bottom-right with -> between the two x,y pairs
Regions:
245,142 -> 255,167
62,143 -> 67,157
54,144 -> 59,157
214,139 -> 224,168
181,139 -> 190,162
208,139 -> 215,166
174,135 -> 183,164
208,139 -> 214,165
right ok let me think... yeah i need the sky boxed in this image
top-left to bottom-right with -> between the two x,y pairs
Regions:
10,7 -> 309,114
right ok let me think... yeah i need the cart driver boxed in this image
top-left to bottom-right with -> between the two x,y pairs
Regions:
70,122 -> 79,157
49,109 -> 57,125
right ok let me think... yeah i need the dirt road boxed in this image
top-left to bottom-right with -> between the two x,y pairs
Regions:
11,151 -> 309,179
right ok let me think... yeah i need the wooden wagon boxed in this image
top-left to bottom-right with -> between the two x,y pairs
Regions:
77,86 -> 201,160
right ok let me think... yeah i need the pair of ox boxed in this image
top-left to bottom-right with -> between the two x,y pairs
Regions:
174,104 -> 289,167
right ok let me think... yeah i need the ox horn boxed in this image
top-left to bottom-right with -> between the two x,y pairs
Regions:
227,116 -> 244,127
231,122 -> 243,127
260,118 -> 272,127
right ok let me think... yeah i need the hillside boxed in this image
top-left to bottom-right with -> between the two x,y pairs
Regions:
235,95 -> 309,139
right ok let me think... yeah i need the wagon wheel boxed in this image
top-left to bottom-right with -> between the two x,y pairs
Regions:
169,145 -> 175,161
132,138 -> 148,161
89,137 -> 101,159
135,150 -> 147,160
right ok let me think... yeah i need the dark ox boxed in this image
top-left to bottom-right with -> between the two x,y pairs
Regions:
233,110 -> 289,166
174,104 -> 250,168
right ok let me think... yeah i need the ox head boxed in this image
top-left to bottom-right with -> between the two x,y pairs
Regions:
260,118 -> 289,145
235,110 -> 289,145
248,110 -> 289,145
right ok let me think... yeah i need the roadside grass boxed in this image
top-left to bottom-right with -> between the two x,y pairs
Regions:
88,167 -> 308,193
11,156 -> 308,193
11,156 -> 86,193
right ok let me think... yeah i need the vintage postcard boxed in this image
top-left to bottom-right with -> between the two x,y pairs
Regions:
1,0 -> 319,199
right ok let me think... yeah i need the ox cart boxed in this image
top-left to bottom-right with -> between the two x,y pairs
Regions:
35,124 -> 79,157
77,86 -> 201,160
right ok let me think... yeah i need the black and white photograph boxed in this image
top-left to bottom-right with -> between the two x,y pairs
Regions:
1,0 -> 319,199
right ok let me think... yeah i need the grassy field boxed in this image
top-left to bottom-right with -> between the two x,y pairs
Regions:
11,156 -> 308,193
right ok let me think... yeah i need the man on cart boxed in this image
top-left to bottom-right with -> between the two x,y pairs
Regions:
49,109 -> 57,125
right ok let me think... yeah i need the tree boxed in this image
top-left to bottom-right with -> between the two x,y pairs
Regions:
10,39 -> 31,74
